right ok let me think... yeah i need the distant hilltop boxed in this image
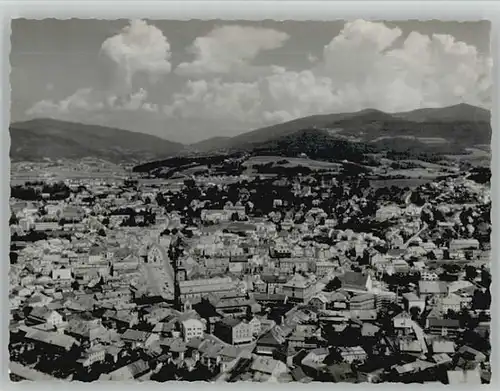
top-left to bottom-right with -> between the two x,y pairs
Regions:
10,104 -> 491,163
189,103 -> 491,154
9,118 -> 184,163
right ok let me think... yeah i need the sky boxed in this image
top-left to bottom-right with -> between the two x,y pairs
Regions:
11,19 -> 492,144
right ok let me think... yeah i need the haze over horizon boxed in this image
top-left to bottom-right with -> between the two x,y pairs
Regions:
11,19 -> 492,144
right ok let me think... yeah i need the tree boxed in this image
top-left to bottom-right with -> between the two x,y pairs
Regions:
9,252 -> 18,264
481,269 -> 491,289
443,263 -> 461,274
472,289 -> 491,310
409,306 -> 421,320
324,277 -> 342,292
9,213 -> 19,226
71,280 -> 80,291
446,309 -> 457,319
465,265 -> 477,281
439,272 -> 458,282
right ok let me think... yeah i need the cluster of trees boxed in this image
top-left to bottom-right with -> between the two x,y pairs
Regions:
120,212 -> 156,227
110,207 -> 156,227
153,164 -> 411,244
472,288 -> 491,310
253,128 -> 377,164
252,162 -> 313,176
11,181 -> 71,201
324,277 -> 342,292
385,150 -> 448,163
381,272 -> 422,290
11,230 -> 48,242
438,264 -> 462,282
133,153 -> 243,173
390,161 -> 421,170
468,166 -> 491,184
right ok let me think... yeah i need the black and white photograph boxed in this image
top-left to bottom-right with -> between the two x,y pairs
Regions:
8,16 -> 492,384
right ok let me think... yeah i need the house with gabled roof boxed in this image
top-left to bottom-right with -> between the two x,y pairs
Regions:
393,311 -> 413,335
432,339 -> 455,355
255,327 -> 286,356
214,318 -> 253,345
419,280 -> 448,298
102,359 -> 151,381
447,368 -> 482,385
250,356 -> 288,382
339,271 -> 373,293
27,306 -> 64,329
121,329 -> 159,349
427,318 -> 461,337
23,327 -> 80,352
282,273 -> 316,302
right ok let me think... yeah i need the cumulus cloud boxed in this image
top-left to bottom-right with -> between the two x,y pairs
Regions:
26,87 -> 159,118
26,88 -> 105,117
307,54 -> 318,64
260,68 -> 341,121
27,21 -> 170,120
26,20 -> 491,140
313,20 -> 491,113
100,19 -> 172,88
164,78 -> 261,122
111,88 -> 150,111
176,25 -> 289,75
169,19 -> 491,126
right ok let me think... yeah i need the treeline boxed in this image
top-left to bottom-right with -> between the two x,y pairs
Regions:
386,150 -> 453,163
10,181 -> 71,201
11,230 -> 48,242
111,207 -> 155,217
120,214 -> 156,227
252,163 -> 313,176
112,207 -> 157,227
468,167 -> 491,184
133,153 -> 243,173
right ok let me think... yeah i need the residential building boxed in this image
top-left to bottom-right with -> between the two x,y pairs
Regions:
214,318 -> 253,345
120,329 -> 159,349
181,318 -> 204,343
315,261 -> 337,277
402,292 -> 426,313
179,277 -> 237,301
282,274 -> 316,303
418,280 -> 448,298
427,318 -> 461,337
339,272 -> 373,292
449,239 -> 480,251
52,268 -> 72,281
27,307 -> 64,328
440,293 -> 463,313
338,346 -> 367,363
250,356 -> 288,381
78,344 -> 106,368
349,293 -> 375,311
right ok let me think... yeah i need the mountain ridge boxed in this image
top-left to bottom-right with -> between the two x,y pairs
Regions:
10,118 -> 184,163
10,104 -> 491,163
192,103 -> 491,154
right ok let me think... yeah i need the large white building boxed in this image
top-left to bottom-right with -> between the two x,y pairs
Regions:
181,318 -> 205,343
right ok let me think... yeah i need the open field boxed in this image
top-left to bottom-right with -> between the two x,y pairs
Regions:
243,155 -> 342,170
445,147 -> 491,167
